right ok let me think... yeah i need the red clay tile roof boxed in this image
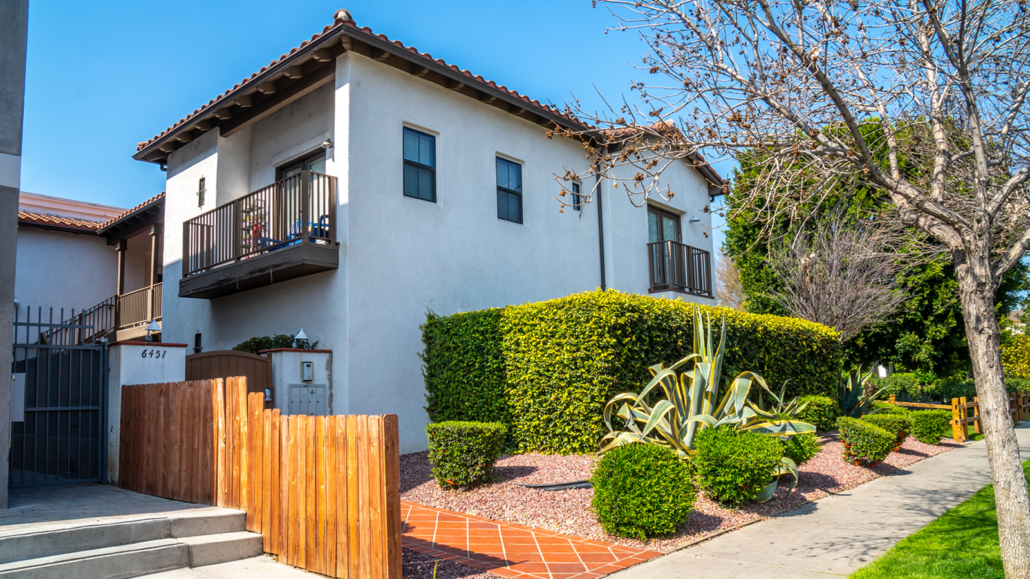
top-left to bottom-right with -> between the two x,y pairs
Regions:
135,13 -> 586,155
18,211 -> 104,232
97,192 -> 165,231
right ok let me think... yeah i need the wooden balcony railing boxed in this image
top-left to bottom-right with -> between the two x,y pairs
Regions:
648,240 -> 713,296
40,283 -> 163,345
118,283 -> 162,330
183,172 -> 337,278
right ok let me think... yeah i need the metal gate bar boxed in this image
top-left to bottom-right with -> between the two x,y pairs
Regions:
11,306 -> 107,487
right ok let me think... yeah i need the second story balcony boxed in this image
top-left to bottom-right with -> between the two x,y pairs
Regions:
648,240 -> 714,297
179,172 -> 338,299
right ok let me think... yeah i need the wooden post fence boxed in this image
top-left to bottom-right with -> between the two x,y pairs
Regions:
886,391 -> 1030,443
118,377 -> 401,579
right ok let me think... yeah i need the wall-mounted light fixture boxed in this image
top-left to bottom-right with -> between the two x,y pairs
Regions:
294,328 -> 308,347
689,216 -> 701,224
319,138 -> 333,149
144,319 -> 162,342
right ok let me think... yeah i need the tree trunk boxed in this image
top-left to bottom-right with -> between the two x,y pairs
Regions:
956,252 -> 1030,578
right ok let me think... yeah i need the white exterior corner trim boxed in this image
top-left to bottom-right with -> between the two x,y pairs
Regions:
0,152 -> 21,189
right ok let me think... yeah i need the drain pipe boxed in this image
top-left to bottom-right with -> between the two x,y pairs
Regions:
595,172 -> 607,291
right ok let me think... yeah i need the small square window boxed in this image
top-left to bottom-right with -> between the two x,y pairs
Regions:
571,182 -> 582,211
496,157 -> 522,224
403,128 -> 436,202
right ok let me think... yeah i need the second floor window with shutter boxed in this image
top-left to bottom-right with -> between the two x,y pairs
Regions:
403,128 -> 436,202
571,182 -> 582,211
496,157 -> 523,223
197,177 -> 206,207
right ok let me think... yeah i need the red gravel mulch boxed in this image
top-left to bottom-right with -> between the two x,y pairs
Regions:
400,434 -> 962,554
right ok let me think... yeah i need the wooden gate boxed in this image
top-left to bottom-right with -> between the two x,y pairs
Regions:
186,350 -> 270,396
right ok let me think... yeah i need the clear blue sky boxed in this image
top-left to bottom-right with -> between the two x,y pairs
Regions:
20,0 -> 730,251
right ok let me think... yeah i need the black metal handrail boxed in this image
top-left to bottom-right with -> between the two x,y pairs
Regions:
648,240 -> 713,296
182,171 -> 337,277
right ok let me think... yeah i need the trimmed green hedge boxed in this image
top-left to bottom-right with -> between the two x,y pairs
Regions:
797,395 -> 840,432
591,443 -> 695,539
911,410 -> 953,445
838,417 -> 893,465
422,290 -> 842,454
862,414 -> 912,448
781,433 -> 821,467
425,421 -> 507,488
696,426 -> 784,505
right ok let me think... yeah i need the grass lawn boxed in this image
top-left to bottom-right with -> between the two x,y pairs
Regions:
850,461 -> 1030,578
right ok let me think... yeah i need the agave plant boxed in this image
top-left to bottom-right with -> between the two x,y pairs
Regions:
838,366 -> 884,418
600,310 -> 815,495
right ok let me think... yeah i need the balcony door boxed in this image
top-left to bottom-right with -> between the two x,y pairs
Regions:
277,150 -> 326,179
648,206 -> 681,243
648,206 -> 681,289
274,151 -> 329,244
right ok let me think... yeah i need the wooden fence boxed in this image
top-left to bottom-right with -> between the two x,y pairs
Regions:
886,391 -> 1030,442
119,377 -> 401,579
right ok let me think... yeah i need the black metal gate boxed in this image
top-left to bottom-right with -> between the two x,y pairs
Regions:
10,306 -> 108,487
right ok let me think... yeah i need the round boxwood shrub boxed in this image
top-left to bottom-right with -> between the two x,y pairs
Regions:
910,409 -> 953,445
870,400 -> 911,415
837,417 -> 893,465
796,395 -> 840,432
781,433 -> 821,467
695,426 -> 783,505
861,413 -> 912,450
590,443 -> 695,540
426,421 -> 507,488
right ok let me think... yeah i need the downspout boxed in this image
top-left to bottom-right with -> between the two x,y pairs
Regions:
595,172 -> 606,291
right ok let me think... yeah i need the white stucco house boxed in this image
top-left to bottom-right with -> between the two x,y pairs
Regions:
132,10 -> 724,452
15,191 -> 168,342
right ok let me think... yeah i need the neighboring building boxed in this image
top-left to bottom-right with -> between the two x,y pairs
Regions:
133,10 -> 724,452
14,191 -> 167,343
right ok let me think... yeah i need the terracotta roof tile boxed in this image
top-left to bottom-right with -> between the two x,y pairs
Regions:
136,15 -> 585,155
18,211 -> 104,232
98,192 -> 165,230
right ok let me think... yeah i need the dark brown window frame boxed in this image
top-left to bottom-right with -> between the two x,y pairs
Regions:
276,149 -> 327,180
648,205 -> 682,242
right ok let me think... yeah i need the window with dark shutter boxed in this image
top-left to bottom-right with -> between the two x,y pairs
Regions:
496,157 -> 523,223
197,177 -> 206,208
572,182 -> 582,211
403,128 -> 436,202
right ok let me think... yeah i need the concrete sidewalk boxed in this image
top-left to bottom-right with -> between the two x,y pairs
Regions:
140,555 -> 321,578
614,426 -> 1030,578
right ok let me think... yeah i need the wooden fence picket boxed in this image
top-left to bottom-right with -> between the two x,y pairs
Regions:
118,379 -> 400,579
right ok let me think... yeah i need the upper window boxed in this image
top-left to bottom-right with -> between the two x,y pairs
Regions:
403,128 -> 436,202
571,182 -> 582,211
277,150 -> 327,180
197,177 -> 206,208
496,158 -> 523,224
648,205 -> 681,243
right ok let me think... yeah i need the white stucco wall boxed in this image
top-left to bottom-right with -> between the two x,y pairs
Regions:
158,51 -> 716,453
14,227 -> 117,316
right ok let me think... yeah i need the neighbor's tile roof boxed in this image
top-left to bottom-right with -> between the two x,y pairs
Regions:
136,16 -> 585,154
98,192 -> 165,230
18,211 -> 104,232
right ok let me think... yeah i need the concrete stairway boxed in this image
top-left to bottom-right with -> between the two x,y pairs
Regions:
0,507 -> 262,579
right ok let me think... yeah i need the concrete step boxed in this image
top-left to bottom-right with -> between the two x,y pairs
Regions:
0,538 -> 188,579
0,530 -> 263,579
181,531 -> 263,567
0,509 -> 246,564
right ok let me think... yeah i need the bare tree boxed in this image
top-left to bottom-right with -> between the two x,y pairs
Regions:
715,249 -> 746,309
551,0 -> 1030,573
768,210 -> 913,341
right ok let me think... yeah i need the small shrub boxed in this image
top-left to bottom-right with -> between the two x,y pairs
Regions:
233,333 -> 319,354
796,395 -> 840,431
837,417 -> 893,465
910,410 -> 953,445
591,444 -> 695,540
781,433 -> 821,467
695,426 -> 783,505
876,373 -> 922,399
1002,333 -> 1030,379
425,421 -> 507,488
929,377 -> 976,402
861,414 -> 912,450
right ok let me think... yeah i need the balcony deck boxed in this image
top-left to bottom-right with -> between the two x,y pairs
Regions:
179,172 -> 338,299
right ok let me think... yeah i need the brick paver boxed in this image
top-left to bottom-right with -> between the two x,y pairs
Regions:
401,502 -> 660,579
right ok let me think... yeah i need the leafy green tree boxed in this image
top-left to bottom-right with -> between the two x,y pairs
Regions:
725,154 -> 1029,377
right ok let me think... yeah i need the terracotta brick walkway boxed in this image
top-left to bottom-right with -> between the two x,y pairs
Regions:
401,501 -> 661,579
